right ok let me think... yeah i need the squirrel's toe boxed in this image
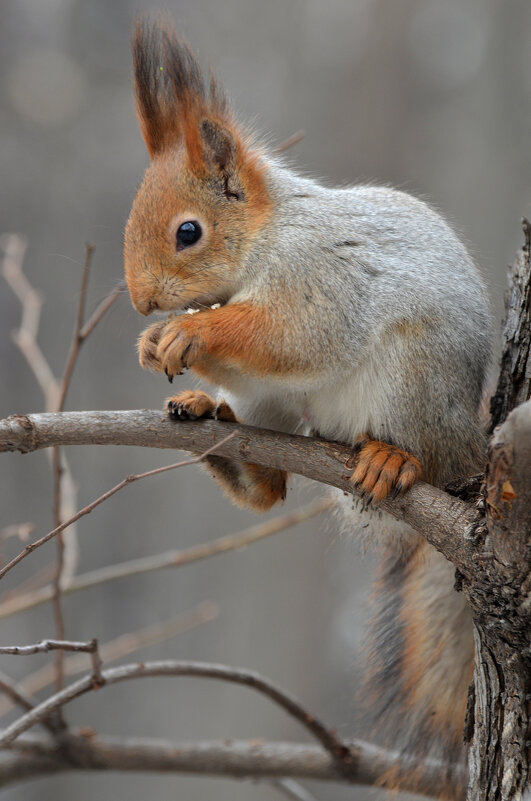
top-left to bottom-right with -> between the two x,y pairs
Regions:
166,390 -> 217,421
349,436 -> 421,502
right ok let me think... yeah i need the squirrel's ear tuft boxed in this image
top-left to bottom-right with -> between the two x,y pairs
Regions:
132,16 -> 229,159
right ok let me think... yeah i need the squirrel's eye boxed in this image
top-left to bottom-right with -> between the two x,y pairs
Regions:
176,221 -> 202,249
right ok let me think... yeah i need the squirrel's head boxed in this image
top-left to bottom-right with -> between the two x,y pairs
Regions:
124,18 -> 272,316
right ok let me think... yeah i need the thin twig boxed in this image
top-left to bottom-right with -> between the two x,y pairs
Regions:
1,235 -> 79,585
0,639 -> 103,690
0,638 -> 99,657
272,778 -> 321,801
0,499 -> 330,620
87,639 -> 103,686
0,603 -> 219,715
0,671 -> 61,736
274,130 -> 305,154
0,522 -> 34,544
0,659 -> 351,765
52,242 -> 94,695
1,237 -> 79,712
0,432 -> 238,583
56,243 -> 94,414
51,446 -> 67,694
1,563 -> 55,600
79,280 -> 126,340
0,671 -> 38,714
0,235 -> 58,408
1,241 -> 124,593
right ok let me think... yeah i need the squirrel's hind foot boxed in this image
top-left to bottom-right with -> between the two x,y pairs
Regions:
348,435 -> 421,502
166,390 -> 238,422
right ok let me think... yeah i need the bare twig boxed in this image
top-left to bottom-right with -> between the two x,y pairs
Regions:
0,432 -> 237,583
272,778 -> 321,801
0,235 -> 58,408
0,522 -> 34,544
56,243 -> 94,414
1,235 -> 80,702
79,280 -> 126,340
274,130 -> 305,154
52,242 -> 94,694
0,638 -> 103,693
0,638 -> 99,657
1,562 -> 55,600
3,732 -> 465,798
0,659 -> 351,766
0,499 -> 329,620
0,671 -> 61,736
1,239 -> 124,592
0,671 -> 38,714
0,602 -> 219,715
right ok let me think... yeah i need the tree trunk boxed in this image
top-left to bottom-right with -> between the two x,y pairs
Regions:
466,221 -> 531,800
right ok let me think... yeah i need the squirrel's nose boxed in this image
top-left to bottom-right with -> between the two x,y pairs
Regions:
135,297 -> 159,316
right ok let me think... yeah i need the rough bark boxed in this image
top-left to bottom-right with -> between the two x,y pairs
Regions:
465,220 -> 531,801
488,218 -> 531,434
466,401 -> 531,801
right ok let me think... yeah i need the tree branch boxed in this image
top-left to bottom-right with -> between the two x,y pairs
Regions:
0,410 -> 480,573
0,660 -> 349,764
0,639 -> 103,687
3,732 -> 464,799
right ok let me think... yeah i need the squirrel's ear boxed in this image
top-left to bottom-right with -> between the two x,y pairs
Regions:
198,119 -> 245,199
200,119 -> 236,173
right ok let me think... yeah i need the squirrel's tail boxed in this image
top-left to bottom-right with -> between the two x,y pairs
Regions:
364,536 -> 473,796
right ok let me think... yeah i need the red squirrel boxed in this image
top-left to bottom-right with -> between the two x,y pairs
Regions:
124,18 -> 491,792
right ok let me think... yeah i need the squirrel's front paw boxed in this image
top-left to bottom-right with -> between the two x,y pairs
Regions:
156,318 -> 204,381
138,320 -> 167,373
348,435 -> 422,502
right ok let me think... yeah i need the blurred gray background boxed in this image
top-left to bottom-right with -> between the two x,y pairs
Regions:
1,0 -> 530,799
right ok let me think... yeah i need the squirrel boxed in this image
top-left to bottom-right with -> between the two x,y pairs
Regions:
124,18 -> 491,793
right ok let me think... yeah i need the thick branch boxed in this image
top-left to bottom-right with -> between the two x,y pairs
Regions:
0,410 -> 479,573
3,732 -> 464,798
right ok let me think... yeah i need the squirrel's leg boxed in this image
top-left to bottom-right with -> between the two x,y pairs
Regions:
349,434 -> 422,502
166,390 -> 287,512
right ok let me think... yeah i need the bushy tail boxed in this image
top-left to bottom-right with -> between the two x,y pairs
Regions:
364,537 -> 473,796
